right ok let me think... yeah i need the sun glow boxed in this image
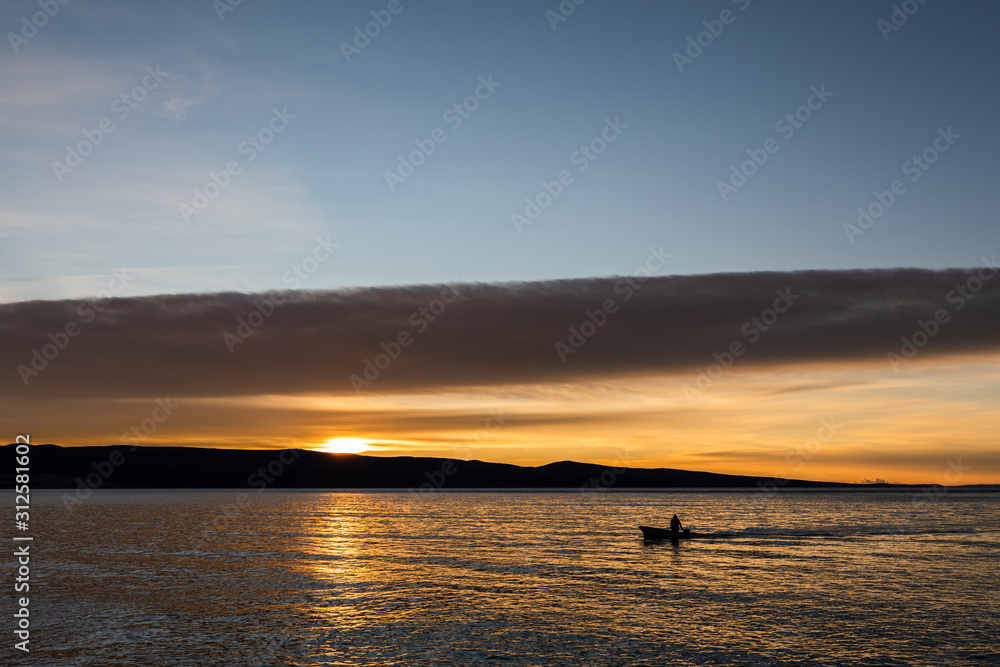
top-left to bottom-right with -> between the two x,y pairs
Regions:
318,437 -> 372,454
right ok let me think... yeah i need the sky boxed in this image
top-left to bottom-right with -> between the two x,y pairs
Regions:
2,0 -> 999,484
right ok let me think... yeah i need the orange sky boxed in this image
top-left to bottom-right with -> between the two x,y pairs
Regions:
16,353 -> 1000,485
6,271 -> 998,485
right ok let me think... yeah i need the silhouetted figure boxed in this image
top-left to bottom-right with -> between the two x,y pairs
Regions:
670,514 -> 684,533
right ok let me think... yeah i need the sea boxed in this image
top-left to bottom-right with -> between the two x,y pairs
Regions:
11,489 -> 1000,666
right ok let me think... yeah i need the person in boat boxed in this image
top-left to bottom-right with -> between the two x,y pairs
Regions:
670,514 -> 684,533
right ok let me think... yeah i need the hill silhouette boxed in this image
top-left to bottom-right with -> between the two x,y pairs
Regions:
2,443 -> 862,490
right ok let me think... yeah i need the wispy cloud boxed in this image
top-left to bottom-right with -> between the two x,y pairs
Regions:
156,64 -> 218,121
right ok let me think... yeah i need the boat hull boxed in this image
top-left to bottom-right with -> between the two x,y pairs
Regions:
639,525 -> 718,540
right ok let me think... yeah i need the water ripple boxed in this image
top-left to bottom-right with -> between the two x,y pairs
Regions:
22,490 -> 1000,666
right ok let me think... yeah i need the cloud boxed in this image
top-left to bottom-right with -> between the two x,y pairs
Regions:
2,266 -> 999,401
160,96 -> 202,121
156,64 -> 218,122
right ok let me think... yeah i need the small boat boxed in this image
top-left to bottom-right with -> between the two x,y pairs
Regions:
639,525 -> 726,540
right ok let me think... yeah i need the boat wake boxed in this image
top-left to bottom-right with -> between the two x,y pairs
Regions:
694,525 -> 993,540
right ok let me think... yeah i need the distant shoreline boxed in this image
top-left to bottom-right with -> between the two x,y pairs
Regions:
3,444 -> 996,491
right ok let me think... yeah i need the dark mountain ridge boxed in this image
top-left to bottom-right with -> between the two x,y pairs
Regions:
3,443 -> 869,490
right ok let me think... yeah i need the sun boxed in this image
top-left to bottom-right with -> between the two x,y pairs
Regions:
318,437 -> 371,454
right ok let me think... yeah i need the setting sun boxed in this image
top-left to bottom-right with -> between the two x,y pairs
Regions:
318,437 -> 371,454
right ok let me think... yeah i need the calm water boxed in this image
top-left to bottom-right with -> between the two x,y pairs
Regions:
13,490 -> 1000,666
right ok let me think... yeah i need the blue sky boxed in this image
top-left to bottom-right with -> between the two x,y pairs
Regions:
2,0 -> 998,302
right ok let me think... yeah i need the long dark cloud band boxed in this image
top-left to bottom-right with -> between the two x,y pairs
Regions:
2,266 -> 998,400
